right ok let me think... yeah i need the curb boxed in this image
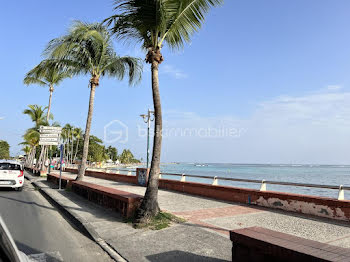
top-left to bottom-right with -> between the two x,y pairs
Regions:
25,174 -> 127,262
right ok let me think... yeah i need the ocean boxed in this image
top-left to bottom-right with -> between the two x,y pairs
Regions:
131,163 -> 350,199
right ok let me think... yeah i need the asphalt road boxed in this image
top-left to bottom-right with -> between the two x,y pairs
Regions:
0,181 -> 113,262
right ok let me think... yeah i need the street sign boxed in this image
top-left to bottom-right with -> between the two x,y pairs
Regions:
39,126 -> 62,131
40,129 -> 62,134
39,141 -> 59,146
39,137 -> 59,142
39,126 -> 62,146
40,133 -> 60,138
39,126 -> 62,134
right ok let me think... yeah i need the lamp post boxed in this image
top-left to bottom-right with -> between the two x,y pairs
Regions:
140,109 -> 154,168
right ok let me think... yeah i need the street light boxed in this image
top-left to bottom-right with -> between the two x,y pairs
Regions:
140,109 -> 154,168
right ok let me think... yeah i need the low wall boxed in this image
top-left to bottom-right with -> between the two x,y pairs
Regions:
158,179 -> 350,221
65,168 -> 137,184
63,167 -> 350,221
71,181 -> 142,218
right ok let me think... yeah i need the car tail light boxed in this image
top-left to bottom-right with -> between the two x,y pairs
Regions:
18,171 -> 23,177
19,181 -> 22,184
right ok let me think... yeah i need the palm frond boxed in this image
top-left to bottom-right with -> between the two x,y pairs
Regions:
106,0 -> 222,50
24,59 -> 71,87
44,20 -> 143,86
161,0 -> 223,49
23,76 -> 48,87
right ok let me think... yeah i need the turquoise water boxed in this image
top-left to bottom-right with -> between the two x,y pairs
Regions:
133,163 -> 350,199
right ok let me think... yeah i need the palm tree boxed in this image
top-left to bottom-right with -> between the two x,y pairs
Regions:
23,105 -> 51,128
24,60 -> 71,123
44,21 -> 142,181
62,124 -> 74,164
104,0 -> 222,221
21,128 -> 40,167
73,127 -> 83,162
22,145 -> 31,155
23,104 -> 53,169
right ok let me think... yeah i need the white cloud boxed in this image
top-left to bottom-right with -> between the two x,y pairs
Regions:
157,89 -> 350,164
161,65 -> 188,79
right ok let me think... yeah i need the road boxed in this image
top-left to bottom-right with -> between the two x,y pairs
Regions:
0,181 -> 113,262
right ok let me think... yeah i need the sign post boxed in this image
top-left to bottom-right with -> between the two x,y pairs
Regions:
59,144 -> 63,190
48,146 -> 52,175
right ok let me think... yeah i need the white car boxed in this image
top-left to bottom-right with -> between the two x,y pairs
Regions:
0,160 -> 24,191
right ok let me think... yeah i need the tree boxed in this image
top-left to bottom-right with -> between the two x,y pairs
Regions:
23,105 -> 50,128
75,135 -> 108,162
24,60 -> 71,123
45,21 -> 142,181
62,124 -> 74,163
119,149 -> 140,164
22,104 -> 56,168
0,141 -> 10,159
21,128 -> 40,166
104,0 -> 222,222
73,127 -> 83,162
106,145 -> 118,161
88,136 -> 107,162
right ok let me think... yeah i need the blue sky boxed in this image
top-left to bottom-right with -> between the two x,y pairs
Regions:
2,0 -> 350,164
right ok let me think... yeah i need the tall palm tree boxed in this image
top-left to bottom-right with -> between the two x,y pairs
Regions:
24,60 -> 71,123
104,0 -> 223,221
44,21 -> 142,181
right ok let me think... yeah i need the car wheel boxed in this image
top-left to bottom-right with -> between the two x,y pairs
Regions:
15,187 -> 23,192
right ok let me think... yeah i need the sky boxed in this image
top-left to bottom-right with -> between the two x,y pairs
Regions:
1,0 -> 350,164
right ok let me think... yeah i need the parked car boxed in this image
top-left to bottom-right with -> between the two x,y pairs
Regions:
0,160 -> 24,191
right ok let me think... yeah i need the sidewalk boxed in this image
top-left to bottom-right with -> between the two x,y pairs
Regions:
27,171 -> 350,261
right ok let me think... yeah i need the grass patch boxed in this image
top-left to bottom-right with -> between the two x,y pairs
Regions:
125,211 -> 186,230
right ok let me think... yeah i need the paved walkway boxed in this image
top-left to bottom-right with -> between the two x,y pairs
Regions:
30,171 -> 350,261
54,171 -> 350,247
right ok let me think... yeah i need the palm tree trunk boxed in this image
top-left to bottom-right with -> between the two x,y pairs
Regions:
46,86 -> 54,123
41,86 -> 53,173
71,135 -> 74,164
77,83 -> 97,180
137,61 -> 162,221
74,138 -> 80,162
36,146 -> 44,169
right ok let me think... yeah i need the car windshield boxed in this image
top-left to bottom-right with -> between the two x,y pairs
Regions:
0,163 -> 21,170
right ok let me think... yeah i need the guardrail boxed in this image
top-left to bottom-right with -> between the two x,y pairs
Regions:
159,172 -> 349,200
65,166 -> 350,200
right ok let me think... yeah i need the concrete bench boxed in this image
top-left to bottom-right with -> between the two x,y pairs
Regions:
47,173 -> 75,189
71,181 -> 143,218
230,226 -> 350,262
